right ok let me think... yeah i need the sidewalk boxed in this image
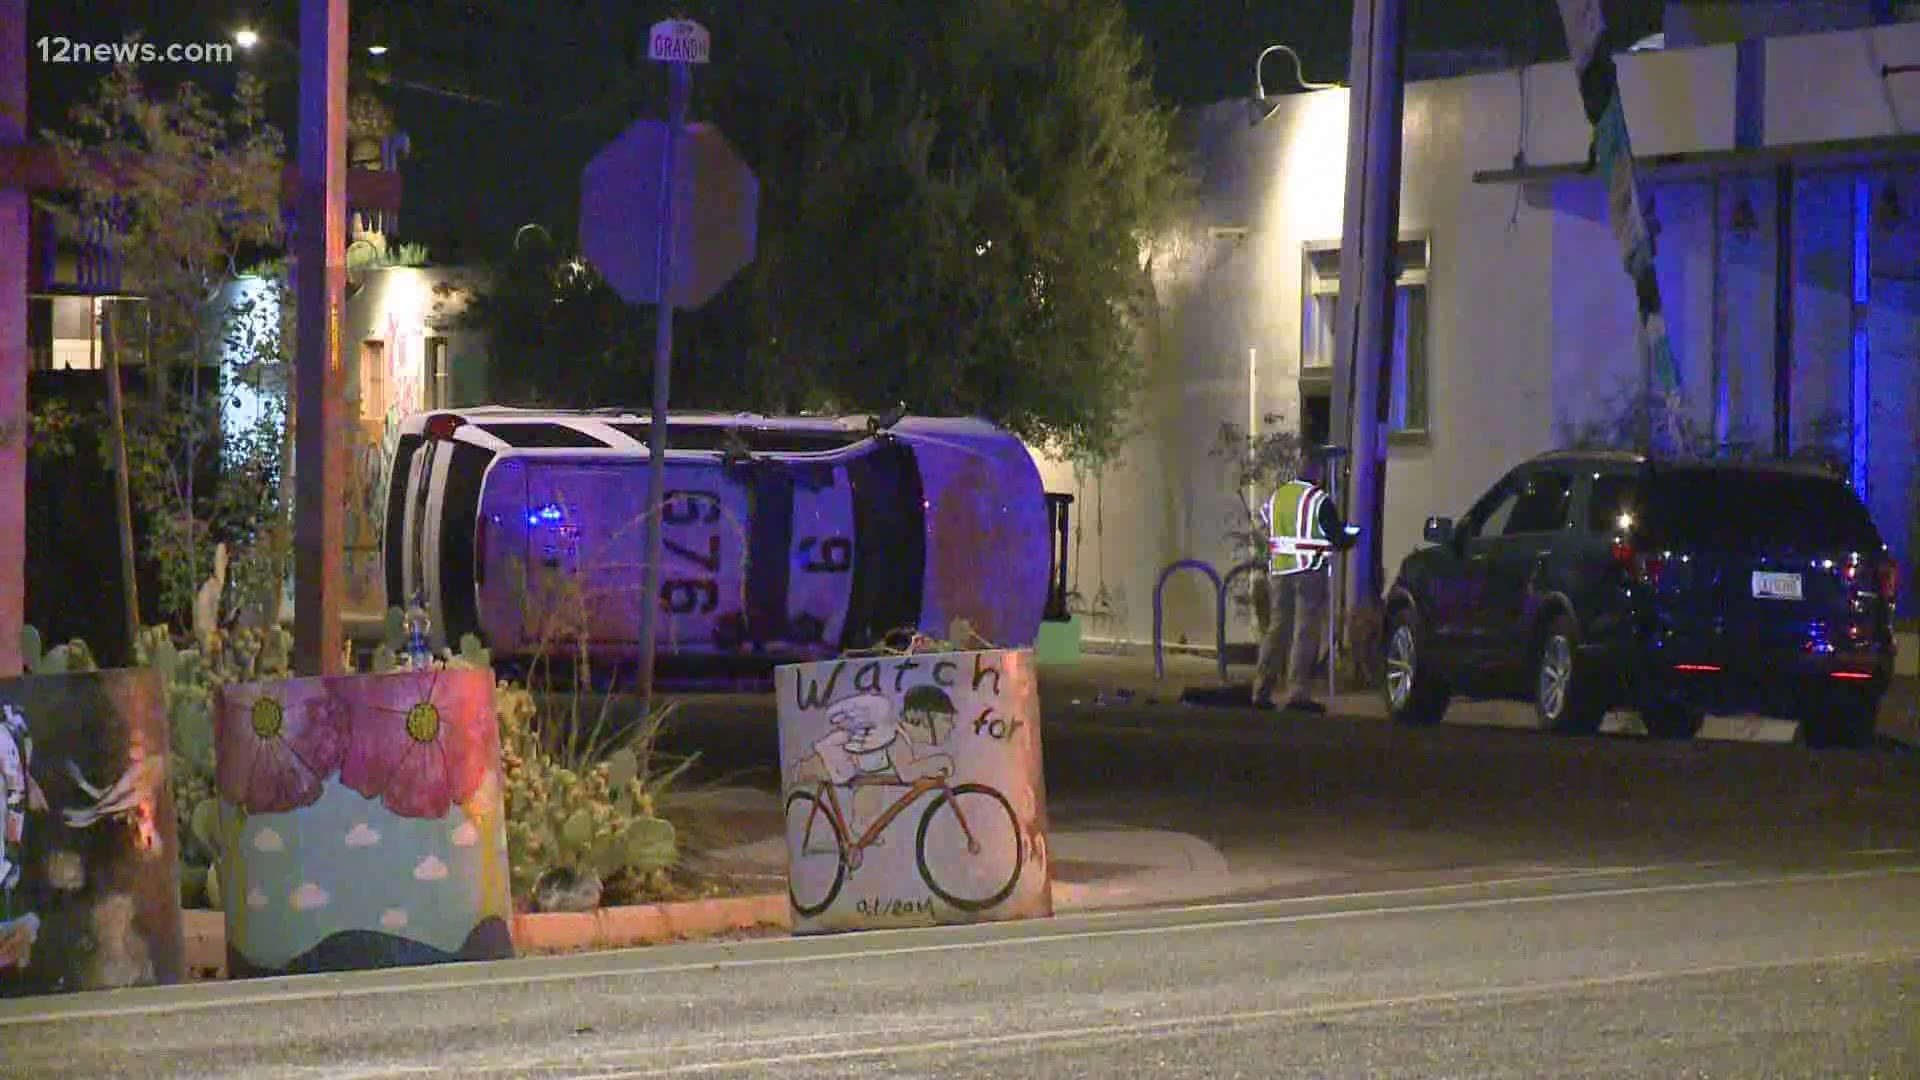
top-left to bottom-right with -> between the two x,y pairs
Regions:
1040,645 -> 1920,749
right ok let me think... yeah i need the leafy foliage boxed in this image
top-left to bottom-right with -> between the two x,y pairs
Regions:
40,59 -> 291,627
461,0 -> 1191,463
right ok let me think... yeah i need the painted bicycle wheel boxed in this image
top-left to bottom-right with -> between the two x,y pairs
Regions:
784,789 -> 847,917
915,783 -> 1023,912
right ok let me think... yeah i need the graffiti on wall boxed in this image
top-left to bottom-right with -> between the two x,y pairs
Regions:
777,650 -> 1050,932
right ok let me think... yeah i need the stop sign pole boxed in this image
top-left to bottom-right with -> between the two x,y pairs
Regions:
636,20 -> 706,714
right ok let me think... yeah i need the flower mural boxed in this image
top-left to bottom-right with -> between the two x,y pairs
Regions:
215,667 -> 512,977
340,671 -> 494,820
216,680 -> 350,815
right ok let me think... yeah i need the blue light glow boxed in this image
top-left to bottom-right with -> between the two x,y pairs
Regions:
526,502 -> 566,527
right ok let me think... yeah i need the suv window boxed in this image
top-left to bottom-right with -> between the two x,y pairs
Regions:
1646,469 -> 1882,551
1462,482 -> 1520,541
1586,473 -> 1640,535
1501,471 -> 1573,536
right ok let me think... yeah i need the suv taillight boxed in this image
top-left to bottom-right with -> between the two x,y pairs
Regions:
1612,542 -> 1664,587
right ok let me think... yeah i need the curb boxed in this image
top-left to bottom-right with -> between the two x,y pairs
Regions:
183,893 -> 792,977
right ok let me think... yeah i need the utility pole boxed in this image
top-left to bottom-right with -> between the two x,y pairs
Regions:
1330,0 -> 1407,627
293,0 -> 348,675
0,0 -> 25,676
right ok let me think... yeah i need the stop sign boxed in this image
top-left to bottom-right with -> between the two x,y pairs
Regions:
579,122 -> 758,309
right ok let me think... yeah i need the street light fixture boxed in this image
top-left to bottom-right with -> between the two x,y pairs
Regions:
367,44 -> 388,55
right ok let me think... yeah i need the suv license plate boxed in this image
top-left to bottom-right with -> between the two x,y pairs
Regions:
1752,571 -> 1804,601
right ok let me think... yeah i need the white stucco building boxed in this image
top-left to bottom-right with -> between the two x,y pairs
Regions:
1034,19 -> 1920,653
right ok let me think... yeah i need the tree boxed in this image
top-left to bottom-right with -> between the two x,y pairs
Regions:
42,58 -> 291,631
463,0 -> 1190,463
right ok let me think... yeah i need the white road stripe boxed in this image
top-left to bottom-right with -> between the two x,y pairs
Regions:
4,862 -> 1916,1028
567,947 -> 1920,1078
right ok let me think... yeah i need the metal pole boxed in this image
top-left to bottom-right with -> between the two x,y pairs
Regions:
0,0 -> 23,675
294,0 -> 349,675
1337,0 -> 1407,625
635,61 -> 690,715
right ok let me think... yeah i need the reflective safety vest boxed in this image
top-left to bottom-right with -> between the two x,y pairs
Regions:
1264,479 -> 1333,577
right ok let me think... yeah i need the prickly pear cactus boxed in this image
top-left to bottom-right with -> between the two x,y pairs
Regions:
496,682 -> 678,906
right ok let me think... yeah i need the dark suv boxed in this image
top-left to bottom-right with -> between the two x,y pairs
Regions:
1382,451 -> 1900,747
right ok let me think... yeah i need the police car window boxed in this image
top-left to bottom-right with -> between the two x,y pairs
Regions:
479,423 -> 612,448
1501,471 -> 1573,535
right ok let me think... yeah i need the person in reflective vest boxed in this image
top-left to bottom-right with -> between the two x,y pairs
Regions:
1254,453 -> 1359,712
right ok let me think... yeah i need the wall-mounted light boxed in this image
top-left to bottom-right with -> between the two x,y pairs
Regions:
234,28 -> 260,50
1254,44 -> 1340,101
367,44 -> 389,56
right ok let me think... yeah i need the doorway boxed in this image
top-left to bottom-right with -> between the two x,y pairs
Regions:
1302,388 -> 1331,447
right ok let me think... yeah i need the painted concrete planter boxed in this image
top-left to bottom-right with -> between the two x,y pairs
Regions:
213,667 -> 513,976
776,648 -> 1052,934
0,668 -> 183,996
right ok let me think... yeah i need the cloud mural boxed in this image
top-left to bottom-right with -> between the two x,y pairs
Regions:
253,827 -> 285,853
289,882 -> 331,911
380,908 -> 410,931
412,855 -> 449,882
450,820 -> 479,848
247,887 -> 268,910
345,823 -> 382,849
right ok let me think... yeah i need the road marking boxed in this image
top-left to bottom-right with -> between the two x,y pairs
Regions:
562,947 -> 1920,1077
5,862 -> 1916,1028
1849,848 -> 1914,856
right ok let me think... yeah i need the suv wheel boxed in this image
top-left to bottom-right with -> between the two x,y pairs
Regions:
1384,608 -> 1449,726
1535,613 -> 1605,735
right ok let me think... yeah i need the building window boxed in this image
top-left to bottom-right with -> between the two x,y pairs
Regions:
1301,236 -> 1430,437
427,337 -> 450,409
29,295 -> 149,372
359,339 -> 387,420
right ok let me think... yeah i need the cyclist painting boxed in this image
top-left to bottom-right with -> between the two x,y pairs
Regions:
789,692 -> 956,835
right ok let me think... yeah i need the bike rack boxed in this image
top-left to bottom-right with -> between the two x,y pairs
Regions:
1153,558 -> 1266,683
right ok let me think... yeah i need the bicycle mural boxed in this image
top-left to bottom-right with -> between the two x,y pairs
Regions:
777,648 -> 1052,933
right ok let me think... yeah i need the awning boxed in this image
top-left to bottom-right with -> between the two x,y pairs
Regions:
1473,133 -> 1920,185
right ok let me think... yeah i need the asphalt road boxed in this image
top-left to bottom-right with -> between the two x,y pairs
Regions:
5,859 -> 1918,1077
656,677 -> 1920,901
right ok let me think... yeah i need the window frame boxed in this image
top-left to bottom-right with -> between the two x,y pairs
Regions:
1300,234 -> 1433,442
